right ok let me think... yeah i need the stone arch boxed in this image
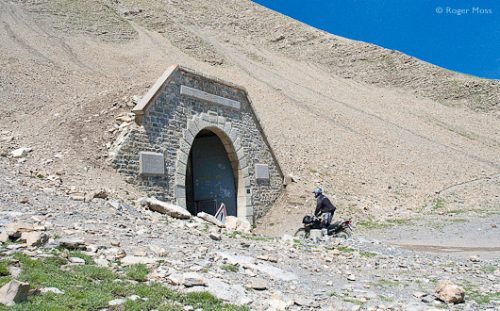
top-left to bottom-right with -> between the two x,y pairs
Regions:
173,113 -> 252,220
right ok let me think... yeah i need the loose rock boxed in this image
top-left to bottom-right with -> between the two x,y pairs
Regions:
143,198 -> 191,219
435,280 -> 465,303
0,280 -> 30,306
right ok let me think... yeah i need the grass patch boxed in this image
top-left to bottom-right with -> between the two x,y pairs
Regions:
220,264 -> 238,273
432,197 -> 446,210
0,260 -> 9,276
448,218 -> 468,223
342,296 -> 365,305
462,281 -> 500,304
0,252 -> 247,311
373,278 -> 400,288
0,276 -> 12,287
379,294 -> 393,302
356,218 -> 386,229
386,218 -> 410,225
336,246 -> 353,253
124,264 -> 149,282
481,265 -> 497,274
356,217 -> 409,229
359,251 -> 377,258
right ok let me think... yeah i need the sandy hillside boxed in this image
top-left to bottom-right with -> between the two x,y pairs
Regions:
0,0 -> 499,233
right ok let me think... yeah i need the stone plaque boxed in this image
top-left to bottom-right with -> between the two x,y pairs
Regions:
180,85 -> 241,110
139,151 -> 165,176
255,164 -> 270,180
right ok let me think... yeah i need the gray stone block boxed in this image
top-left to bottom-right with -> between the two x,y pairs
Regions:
255,164 -> 270,180
139,152 -> 165,176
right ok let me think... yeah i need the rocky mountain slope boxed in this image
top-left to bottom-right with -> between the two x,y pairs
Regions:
1,0 -> 499,229
0,0 -> 499,309
0,166 -> 499,310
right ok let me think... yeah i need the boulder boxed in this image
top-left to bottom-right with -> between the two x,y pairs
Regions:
149,245 -> 168,257
108,298 -> 126,306
245,278 -> 268,290
40,287 -> 64,295
144,198 -> 191,219
182,273 -> 206,287
0,280 -> 30,306
202,278 -> 251,305
7,266 -> 21,278
58,238 -> 87,250
435,280 -> 465,303
11,148 -> 32,158
224,216 -> 251,233
197,212 -> 224,228
0,232 -> 8,243
20,232 -> 49,247
4,222 -> 34,239
209,233 -> 222,241
69,257 -> 86,265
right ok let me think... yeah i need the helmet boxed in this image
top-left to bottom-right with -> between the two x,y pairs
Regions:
312,187 -> 323,198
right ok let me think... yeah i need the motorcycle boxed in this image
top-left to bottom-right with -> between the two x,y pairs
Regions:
294,214 -> 353,239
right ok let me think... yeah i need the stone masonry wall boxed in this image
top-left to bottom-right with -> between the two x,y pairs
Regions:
113,67 -> 283,220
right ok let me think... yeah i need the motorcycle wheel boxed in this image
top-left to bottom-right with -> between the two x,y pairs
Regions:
336,228 -> 353,239
294,228 -> 309,239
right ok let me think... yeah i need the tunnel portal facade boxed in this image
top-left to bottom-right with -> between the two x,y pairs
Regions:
112,65 -> 283,223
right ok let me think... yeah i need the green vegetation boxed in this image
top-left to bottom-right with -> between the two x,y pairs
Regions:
354,218 -> 384,229
432,197 -> 446,210
378,294 -> 393,302
342,296 -> 365,305
359,251 -> 377,258
0,252 -> 247,311
373,278 -> 400,288
226,231 -> 273,242
356,217 -> 410,229
124,264 -> 150,282
329,291 -> 364,305
462,281 -> 500,305
0,260 -> 9,276
336,246 -> 354,253
481,265 -> 497,274
220,264 -> 238,273
0,260 -> 12,287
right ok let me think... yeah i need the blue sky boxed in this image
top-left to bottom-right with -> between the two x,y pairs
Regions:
252,0 -> 500,79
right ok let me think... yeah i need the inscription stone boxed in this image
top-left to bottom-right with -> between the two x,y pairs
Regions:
180,85 -> 241,110
139,152 -> 165,176
255,164 -> 270,180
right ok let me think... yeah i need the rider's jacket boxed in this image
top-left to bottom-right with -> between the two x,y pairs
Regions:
314,194 -> 336,216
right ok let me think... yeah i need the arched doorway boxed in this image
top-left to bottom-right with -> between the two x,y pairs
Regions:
185,129 -> 237,216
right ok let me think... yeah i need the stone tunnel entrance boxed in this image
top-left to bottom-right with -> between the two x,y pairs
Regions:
113,65 -> 285,224
185,129 -> 237,217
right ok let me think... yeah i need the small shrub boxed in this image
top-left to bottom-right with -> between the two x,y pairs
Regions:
220,264 -> 238,273
0,260 -> 9,276
432,197 -> 446,210
359,251 -> 376,258
124,264 -> 149,282
336,246 -> 353,253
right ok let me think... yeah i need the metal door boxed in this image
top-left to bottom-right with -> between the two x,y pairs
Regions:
191,135 -> 237,216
